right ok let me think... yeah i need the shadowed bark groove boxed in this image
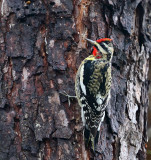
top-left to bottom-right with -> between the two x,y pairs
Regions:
0,0 -> 150,160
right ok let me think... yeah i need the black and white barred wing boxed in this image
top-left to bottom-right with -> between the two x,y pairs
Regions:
75,60 -> 104,127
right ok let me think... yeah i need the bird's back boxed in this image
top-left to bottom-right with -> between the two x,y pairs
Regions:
75,56 -> 111,109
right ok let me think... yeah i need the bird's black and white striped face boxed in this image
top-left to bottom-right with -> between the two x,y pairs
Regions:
86,38 -> 114,61
96,40 -> 114,61
98,41 -> 114,55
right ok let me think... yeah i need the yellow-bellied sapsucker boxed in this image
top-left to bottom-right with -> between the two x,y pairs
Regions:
75,38 -> 114,151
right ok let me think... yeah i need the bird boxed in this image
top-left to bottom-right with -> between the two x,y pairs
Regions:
75,38 -> 114,151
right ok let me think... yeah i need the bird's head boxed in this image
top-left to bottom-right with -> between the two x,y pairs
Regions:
86,38 -> 114,61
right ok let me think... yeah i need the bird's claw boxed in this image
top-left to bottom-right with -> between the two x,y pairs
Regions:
59,91 -> 77,106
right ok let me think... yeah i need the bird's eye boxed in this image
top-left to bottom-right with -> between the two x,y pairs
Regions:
108,43 -> 112,47
104,41 -> 110,45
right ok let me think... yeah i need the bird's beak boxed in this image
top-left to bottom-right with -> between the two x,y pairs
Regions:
85,38 -> 96,45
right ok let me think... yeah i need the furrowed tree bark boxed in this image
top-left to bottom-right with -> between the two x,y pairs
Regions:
0,0 -> 150,160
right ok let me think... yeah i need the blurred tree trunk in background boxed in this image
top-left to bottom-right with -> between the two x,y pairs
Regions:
0,0 -> 151,160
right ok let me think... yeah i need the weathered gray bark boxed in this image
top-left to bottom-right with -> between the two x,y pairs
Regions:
147,56 -> 151,160
0,0 -> 150,160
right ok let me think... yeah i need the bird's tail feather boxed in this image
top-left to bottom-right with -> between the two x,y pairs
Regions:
84,127 -> 100,152
84,127 -> 90,148
95,131 -> 100,145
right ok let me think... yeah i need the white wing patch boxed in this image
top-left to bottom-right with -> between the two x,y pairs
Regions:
80,65 -> 86,95
81,107 -> 86,126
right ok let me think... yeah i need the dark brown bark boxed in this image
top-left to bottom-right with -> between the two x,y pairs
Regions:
0,0 -> 150,160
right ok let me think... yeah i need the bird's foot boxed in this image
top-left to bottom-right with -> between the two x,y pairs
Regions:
59,91 -> 77,106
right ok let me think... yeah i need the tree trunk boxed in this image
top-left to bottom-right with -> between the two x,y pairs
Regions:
0,0 -> 150,160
